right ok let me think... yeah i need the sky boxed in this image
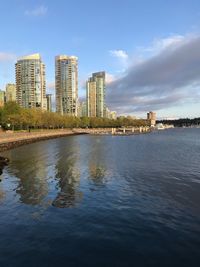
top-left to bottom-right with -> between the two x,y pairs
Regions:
0,0 -> 200,118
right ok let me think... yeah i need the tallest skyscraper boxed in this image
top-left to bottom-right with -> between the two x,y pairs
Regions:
55,55 -> 78,116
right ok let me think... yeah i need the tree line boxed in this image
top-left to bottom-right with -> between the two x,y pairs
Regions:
0,102 -> 150,130
158,118 -> 200,127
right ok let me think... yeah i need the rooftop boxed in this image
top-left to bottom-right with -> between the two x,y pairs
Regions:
18,53 -> 41,61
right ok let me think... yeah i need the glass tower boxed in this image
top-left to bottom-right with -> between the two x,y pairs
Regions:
86,72 -> 106,118
55,55 -> 78,116
15,54 -> 47,109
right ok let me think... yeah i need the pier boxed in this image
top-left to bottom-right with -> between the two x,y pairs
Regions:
111,126 -> 150,135
73,126 -> 151,135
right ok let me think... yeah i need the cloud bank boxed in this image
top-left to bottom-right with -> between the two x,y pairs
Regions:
107,35 -> 200,114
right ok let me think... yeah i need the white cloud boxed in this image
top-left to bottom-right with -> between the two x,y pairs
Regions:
0,52 -> 16,62
109,49 -> 128,60
152,35 -> 185,51
106,73 -> 115,84
136,34 -> 192,56
109,49 -> 129,71
46,81 -> 55,94
25,5 -> 48,17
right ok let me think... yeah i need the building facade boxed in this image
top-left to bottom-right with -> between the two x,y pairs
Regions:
15,54 -> 47,109
86,78 -> 96,117
86,71 -> 106,118
0,90 -> 5,107
46,94 -> 52,112
105,107 -> 117,120
78,101 -> 87,117
5,83 -> 16,102
55,55 -> 78,116
110,111 -> 117,120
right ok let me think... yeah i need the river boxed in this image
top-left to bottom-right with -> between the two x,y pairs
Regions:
0,128 -> 200,267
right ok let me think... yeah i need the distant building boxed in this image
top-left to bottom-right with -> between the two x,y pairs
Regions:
15,53 -> 47,109
105,107 -> 117,119
5,83 -> 16,102
78,101 -> 87,117
147,111 -> 156,126
86,71 -> 106,118
46,94 -> 52,112
106,107 -> 110,119
55,55 -> 78,116
110,111 -> 117,120
0,90 -> 5,107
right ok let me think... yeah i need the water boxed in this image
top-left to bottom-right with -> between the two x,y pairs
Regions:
0,128 -> 200,267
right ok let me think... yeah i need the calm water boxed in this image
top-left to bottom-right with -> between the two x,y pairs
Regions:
0,129 -> 200,267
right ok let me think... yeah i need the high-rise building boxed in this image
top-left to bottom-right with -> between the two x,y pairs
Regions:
55,55 -> 78,116
86,71 -> 106,118
147,111 -> 156,126
5,83 -> 16,102
78,101 -> 87,117
15,53 -> 47,109
46,94 -> 52,112
86,78 -> 97,117
0,90 -> 5,107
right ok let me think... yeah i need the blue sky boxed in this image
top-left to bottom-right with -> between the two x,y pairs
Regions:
0,0 -> 200,118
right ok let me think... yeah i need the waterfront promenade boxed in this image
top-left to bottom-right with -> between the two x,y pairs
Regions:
0,126 -> 151,152
0,129 -> 77,152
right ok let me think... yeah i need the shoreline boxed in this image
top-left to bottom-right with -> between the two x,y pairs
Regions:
0,130 -> 86,152
0,127 -> 151,153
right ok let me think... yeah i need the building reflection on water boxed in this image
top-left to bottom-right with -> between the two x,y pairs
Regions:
0,188 -> 5,203
88,138 -> 108,186
0,136 -> 110,208
1,137 -> 82,208
4,146 -> 49,205
52,137 -> 82,208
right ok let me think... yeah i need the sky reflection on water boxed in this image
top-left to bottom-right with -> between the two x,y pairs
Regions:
0,129 -> 200,267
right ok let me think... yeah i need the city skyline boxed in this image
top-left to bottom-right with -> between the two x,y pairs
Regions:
1,0 -> 200,118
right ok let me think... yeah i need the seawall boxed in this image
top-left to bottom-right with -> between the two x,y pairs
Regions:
0,130 -> 85,152
0,127 -> 151,152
